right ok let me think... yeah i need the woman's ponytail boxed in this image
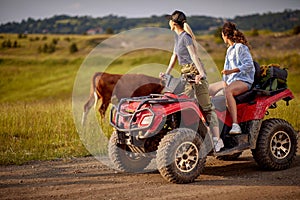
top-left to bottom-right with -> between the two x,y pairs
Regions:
183,22 -> 195,40
183,22 -> 198,50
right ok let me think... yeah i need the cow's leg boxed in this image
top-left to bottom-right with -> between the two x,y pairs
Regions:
82,91 -> 98,126
99,102 -> 109,119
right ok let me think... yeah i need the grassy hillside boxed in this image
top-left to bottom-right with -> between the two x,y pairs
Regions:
0,32 -> 299,165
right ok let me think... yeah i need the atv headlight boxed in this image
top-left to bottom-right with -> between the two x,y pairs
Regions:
140,115 -> 153,126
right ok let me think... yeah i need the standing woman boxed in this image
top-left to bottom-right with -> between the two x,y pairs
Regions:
209,22 -> 255,134
161,10 -> 224,152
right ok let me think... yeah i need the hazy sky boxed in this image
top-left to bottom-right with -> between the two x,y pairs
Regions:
1,0 -> 300,24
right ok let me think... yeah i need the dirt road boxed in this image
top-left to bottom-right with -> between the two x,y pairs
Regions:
1,148 -> 300,200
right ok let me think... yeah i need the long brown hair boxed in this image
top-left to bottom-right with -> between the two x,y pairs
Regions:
222,22 -> 250,48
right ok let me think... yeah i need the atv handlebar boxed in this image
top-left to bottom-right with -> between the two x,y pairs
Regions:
160,73 -> 197,84
160,73 -> 203,94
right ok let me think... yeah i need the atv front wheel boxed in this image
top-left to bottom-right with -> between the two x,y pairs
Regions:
156,128 -> 206,183
252,118 -> 298,170
108,131 -> 151,173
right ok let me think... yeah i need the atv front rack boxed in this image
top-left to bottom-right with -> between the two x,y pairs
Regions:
110,103 -> 155,132
110,94 -> 194,132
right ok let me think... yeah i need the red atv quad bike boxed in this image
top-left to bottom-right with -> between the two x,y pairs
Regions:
109,63 -> 298,184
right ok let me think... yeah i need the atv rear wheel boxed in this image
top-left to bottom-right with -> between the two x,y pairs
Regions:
156,128 -> 206,184
108,131 -> 151,173
252,118 -> 298,170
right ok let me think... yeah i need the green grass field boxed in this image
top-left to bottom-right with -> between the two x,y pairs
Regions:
0,33 -> 299,165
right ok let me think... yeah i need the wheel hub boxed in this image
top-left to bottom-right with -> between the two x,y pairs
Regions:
270,131 -> 291,159
175,142 -> 199,172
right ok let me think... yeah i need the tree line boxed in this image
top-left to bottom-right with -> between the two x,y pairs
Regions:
0,9 -> 299,34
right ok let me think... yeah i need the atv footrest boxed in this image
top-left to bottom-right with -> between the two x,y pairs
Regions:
215,143 -> 250,157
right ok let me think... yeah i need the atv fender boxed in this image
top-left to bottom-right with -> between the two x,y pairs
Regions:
145,101 -> 207,135
247,119 -> 263,149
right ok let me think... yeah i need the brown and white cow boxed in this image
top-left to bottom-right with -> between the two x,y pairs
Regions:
82,72 -> 164,125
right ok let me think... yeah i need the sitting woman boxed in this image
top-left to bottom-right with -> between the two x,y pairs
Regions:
209,22 -> 255,134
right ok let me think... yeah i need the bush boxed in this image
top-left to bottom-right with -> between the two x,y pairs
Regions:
106,28 -> 114,34
52,38 -> 59,45
69,43 -> 78,53
250,29 -> 259,36
47,44 -> 56,53
38,43 -> 56,53
29,37 -> 40,42
292,25 -> 300,35
64,37 -> 71,42
1,40 -> 6,48
18,33 -> 27,39
1,40 -> 16,48
13,41 -> 19,48
214,27 -> 222,38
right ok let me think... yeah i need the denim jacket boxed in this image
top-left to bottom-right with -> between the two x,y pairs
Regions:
223,43 -> 255,86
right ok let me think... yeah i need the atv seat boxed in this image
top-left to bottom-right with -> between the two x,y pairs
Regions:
234,61 -> 261,104
212,95 -> 227,112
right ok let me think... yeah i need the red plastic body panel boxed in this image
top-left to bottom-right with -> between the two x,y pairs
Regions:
217,89 -> 294,127
111,89 -> 294,134
145,94 -> 206,133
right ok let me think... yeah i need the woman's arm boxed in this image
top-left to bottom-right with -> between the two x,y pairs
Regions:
222,68 -> 240,75
160,51 -> 177,78
187,45 -> 205,78
165,52 -> 177,74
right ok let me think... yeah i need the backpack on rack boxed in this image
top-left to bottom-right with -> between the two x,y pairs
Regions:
256,64 -> 288,95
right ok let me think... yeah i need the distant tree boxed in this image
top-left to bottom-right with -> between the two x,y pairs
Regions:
64,37 -> 71,42
13,40 -> 18,48
292,25 -> 300,35
52,38 -> 59,45
250,28 -> 259,36
106,27 -> 114,34
0,10 -> 300,34
38,45 -> 43,53
214,27 -> 223,44
18,33 -> 27,39
6,40 -> 12,48
69,43 -> 78,53
214,27 -> 222,38
43,44 -> 48,53
1,40 -> 20,48
1,40 -> 6,48
38,42 -> 56,53
47,44 -> 56,53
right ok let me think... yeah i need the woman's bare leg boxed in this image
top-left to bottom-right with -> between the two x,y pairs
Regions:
225,81 -> 248,123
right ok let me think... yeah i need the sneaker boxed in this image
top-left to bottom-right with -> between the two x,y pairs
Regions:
213,137 -> 224,152
229,123 -> 242,134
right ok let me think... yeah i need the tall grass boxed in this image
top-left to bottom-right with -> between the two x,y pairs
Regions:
266,97 -> 300,131
0,33 -> 299,165
0,100 -> 89,165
